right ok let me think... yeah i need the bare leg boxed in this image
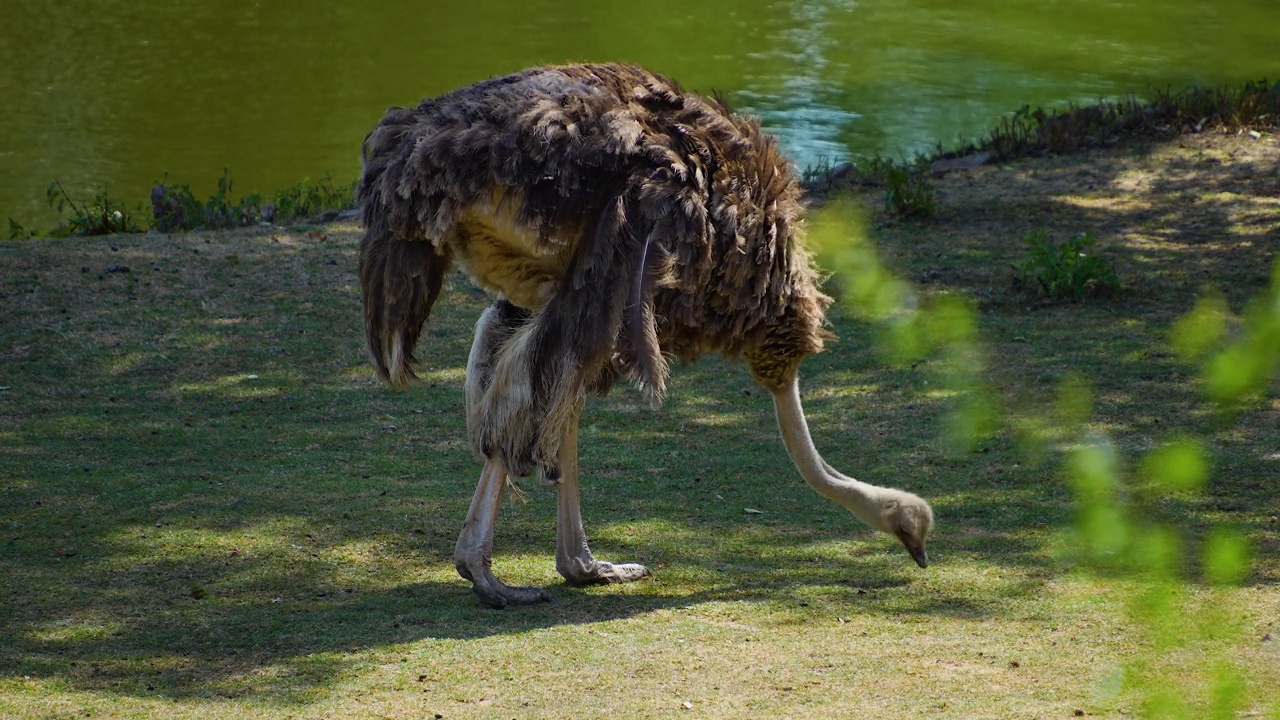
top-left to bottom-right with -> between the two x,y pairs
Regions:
454,458 -> 553,608
553,418 -> 651,585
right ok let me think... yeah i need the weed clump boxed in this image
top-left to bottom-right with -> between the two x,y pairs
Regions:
151,170 -> 355,232
32,181 -> 146,237
151,170 -> 264,232
877,161 -> 935,218
801,157 -> 936,216
1014,231 -> 1118,301
272,174 -> 357,223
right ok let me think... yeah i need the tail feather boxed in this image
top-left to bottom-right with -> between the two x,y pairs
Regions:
358,217 -> 452,386
624,228 -> 670,406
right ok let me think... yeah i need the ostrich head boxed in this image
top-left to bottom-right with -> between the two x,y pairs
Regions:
876,489 -> 934,568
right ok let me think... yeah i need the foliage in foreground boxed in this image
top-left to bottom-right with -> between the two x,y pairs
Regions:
809,201 -> 1279,718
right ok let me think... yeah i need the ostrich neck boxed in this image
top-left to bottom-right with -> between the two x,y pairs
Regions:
770,377 -> 888,531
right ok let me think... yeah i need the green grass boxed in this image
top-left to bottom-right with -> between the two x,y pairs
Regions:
2,132 -> 1279,719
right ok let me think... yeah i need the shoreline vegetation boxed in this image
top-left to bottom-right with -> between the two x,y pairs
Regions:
7,79 -> 1277,240
802,78 -> 1280,199
9,172 -> 360,241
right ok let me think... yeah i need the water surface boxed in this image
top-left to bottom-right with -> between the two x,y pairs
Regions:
2,0 -> 1277,226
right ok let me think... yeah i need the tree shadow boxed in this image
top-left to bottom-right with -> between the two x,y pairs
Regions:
0,227 -> 1046,704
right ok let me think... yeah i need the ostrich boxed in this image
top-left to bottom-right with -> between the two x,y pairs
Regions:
358,63 -> 933,608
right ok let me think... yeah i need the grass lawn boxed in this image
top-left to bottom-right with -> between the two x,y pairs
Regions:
2,131 -> 1278,719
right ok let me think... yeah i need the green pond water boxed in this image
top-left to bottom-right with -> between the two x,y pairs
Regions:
2,0 -> 1278,227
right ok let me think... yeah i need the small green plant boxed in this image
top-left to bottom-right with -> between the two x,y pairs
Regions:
150,171 -> 356,232
151,169 -> 262,231
877,161 -> 935,218
201,169 -> 264,229
799,156 -> 836,190
1017,230 -> 1118,300
271,173 -> 357,223
7,218 -> 36,240
44,180 -> 144,237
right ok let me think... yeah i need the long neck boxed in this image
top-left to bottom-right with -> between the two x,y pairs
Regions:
769,376 -> 889,532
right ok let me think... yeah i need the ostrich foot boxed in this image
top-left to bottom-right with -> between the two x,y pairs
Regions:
455,556 -> 554,608
550,420 -> 651,588
455,457 -> 553,608
557,556 -> 651,586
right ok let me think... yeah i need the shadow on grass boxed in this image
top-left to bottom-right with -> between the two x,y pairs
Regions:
0,498 -> 1026,702
0,296 -> 1046,703
0,378 -> 1049,703
908,133 -> 1279,311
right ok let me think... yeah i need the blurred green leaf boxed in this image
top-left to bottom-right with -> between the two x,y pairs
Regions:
1203,528 -> 1249,586
1068,436 -> 1127,561
1207,662 -> 1245,720
1076,502 -> 1128,561
1203,343 -> 1263,405
1132,525 -> 1180,580
924,294 -> 977,346
1170,291 -> 1229,362
942,382 -> 1001,454
808,200 -> 901,322
1142,686 -> 1189,720
1139,436 -> 1208,494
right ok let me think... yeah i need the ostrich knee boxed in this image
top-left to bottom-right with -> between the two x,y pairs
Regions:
474,318 -> 588,478
465,302 -> 529,458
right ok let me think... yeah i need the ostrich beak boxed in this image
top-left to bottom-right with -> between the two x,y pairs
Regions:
902,537 -> 929,568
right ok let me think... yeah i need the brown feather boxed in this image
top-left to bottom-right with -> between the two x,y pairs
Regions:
357,63 -> 832,473
358,216 -> 452,386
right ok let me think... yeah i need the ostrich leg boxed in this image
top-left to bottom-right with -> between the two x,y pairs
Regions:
453,303 -> 552,608
453,458 -> 554,608
552,413 -> 651,585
